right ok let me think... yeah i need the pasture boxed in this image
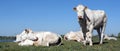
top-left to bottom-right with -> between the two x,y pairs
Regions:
0,37 -> 120,51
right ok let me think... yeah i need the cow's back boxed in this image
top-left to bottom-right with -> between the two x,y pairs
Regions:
92,10 -> 106,28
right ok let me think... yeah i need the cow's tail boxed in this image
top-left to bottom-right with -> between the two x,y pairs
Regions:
57,35 -> 62,46
49,35 -> 62,46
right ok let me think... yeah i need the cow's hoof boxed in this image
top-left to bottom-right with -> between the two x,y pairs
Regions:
99,43 -> 103,45
89,44 -> 93,46
83,44 -> 86,46
89,45 -> 93,46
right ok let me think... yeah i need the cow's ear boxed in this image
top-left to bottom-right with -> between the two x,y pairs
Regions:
84,6 -> 87,10
25,29 -> 30,34
73,7 -> 76,10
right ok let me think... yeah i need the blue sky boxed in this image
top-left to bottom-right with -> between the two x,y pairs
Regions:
0,0 -> 120,36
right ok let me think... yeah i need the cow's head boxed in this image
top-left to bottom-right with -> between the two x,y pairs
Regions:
14,35 -> 22,43
64,31 -> 73,40
15,29 -> 38,43
64,31 -> 77,41
73,4 -> 87,20
15,29 -> 31,43
24,29 -> 38,41
64,35 -> 68,40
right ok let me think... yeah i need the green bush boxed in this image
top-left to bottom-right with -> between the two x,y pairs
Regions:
118,32 -> 120,38
0,36 -> 15,40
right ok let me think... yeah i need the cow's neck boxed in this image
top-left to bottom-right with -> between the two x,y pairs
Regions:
84,9 -> 92,25
83,8 -> 91,22
79,8 -> 92,33
85,8 -> 91,13
79,19 -> 88,33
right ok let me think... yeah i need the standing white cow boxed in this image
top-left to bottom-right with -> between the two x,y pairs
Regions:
74,4 -> 107,46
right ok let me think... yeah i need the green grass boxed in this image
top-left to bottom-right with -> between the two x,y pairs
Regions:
0,37 -> 120,51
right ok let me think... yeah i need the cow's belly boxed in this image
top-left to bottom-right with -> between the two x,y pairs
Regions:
94,23 -> 103,29
93,18 -> 103,29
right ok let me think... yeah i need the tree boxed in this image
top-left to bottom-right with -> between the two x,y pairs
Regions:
110,34 -> 116,37
118,32 -> 120,38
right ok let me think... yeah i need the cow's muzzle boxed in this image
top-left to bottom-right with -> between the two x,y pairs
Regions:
73,7 -> 76,10
32,37 -> 38,41
78,16 -> 83,20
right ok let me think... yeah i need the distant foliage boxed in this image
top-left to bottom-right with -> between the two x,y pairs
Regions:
61,35 -> 64,38
0,36 -> 16,40
118,32 -> 120,38
110,34 -> 116,37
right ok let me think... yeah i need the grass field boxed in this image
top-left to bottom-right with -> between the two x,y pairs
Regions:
0,37 -> 120,51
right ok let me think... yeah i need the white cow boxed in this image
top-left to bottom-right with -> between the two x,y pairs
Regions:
64,31 -> 117,43
64,31 -> 84,42
104,34 -> 117,40
15,29 -> 62,46
74,4 -> 107,46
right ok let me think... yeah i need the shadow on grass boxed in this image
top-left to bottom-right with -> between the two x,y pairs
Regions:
93,42 -> 108,45
85,41 -> 108,45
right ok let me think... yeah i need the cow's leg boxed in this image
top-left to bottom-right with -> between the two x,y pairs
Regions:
46,43 -> 49,46
86,32 -> 92,46
82,31 -> 87,46
97,28 -> 101,43
83,38 -> 86,46
82,34 -> 86,46
42,42 -> 49,46
100,17 -> 107,44
87,25 -> 93,46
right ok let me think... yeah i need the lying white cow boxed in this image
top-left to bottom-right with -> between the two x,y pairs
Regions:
15,29 -> 62,46
74,4 -> 107,46
64,31 -> 117,43
104,34 -> 117,40
64,31 -> 84,42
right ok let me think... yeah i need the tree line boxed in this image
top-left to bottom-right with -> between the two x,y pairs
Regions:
0,36 -> 16,40
0,32 -> 120,40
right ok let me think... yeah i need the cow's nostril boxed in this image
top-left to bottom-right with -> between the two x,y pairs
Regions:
78,16 -> 83,20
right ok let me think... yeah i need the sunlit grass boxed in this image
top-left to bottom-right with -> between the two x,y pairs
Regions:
0,37 -> 119,51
